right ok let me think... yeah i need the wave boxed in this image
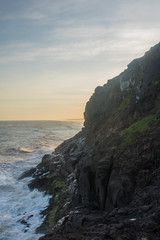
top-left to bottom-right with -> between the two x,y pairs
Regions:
20,147 -> 34,153
0,184 -> 15,192
8,147 -> 34,154
0,149 -> 4,154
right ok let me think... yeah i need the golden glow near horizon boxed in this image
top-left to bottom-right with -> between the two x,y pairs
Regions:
0,0 -> 160,120
0,97 -> 86,121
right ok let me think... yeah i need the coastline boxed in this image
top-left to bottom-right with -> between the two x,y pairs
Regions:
0,120 -> 82,240
22,43 -> 160,240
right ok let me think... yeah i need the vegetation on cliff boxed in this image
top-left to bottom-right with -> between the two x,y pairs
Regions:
121,114 -> 157,146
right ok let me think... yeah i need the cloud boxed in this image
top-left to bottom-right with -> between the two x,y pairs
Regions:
0,0 -> 97,22
0,41 -> 106,64
0,23 -> 159,65
0,0 -> 160,65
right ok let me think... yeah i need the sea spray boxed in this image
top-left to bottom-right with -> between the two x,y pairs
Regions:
0,121 -> 82,240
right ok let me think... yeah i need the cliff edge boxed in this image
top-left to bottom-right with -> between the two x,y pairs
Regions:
21,43 -> 160,240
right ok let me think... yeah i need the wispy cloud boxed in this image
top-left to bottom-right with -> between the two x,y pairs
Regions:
0,23 -> 159,65
1,0 -> 159,64
0,41 -> 105,63
0,0 -> 98,22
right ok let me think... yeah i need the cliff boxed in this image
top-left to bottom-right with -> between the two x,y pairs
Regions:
21,43 -> 160,240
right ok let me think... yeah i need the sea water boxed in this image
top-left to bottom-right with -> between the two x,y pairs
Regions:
0,121 -> 82,240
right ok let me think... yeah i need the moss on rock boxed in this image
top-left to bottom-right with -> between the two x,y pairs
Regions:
36,177 -> 66,233
49,178 -> 66,224
121,114 -> 156,146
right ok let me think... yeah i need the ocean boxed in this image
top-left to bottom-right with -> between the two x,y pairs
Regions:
0,121 -> 83,240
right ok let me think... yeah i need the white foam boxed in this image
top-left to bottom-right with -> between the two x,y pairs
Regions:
0,155 -> 51,240
0,120 -> 82,239
0,175 -> 50,240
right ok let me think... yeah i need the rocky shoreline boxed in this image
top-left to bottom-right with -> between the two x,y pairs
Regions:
21,43 -> 160,239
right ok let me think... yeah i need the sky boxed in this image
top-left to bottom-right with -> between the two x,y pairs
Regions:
0,0 -> 160,121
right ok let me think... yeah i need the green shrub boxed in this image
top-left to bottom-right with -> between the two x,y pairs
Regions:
121,114 -> 156,146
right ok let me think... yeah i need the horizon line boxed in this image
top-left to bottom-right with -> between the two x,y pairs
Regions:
0,119 -> 84,122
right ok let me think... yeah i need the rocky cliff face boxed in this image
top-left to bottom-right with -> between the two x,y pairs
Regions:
85,43 -> 160,129
21,43 -> 160,240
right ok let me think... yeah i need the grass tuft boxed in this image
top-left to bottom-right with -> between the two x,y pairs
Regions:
121,114 -> 156,146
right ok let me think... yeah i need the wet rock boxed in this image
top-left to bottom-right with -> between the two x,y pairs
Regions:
17,217 -> 30,228
18,167 -> 36,179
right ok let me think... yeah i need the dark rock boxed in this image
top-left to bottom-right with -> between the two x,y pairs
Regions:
95,160 -> 112,210
17,217 -> 30,228
18,167 -> 36,180
27,214 -> 33,220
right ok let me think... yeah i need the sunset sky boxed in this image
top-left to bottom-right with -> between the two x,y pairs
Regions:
0,0 -> 160,120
